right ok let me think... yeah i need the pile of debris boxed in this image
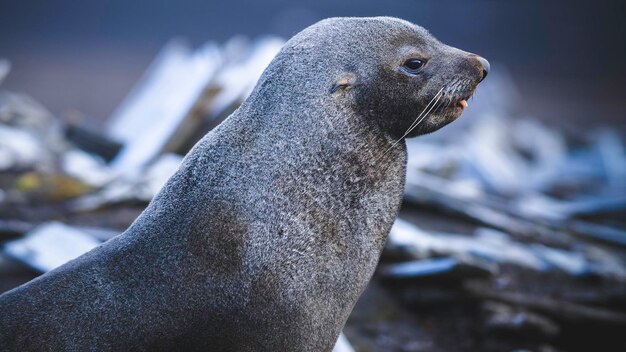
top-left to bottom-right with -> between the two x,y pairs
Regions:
1,37 -> 625,351
0,36 -> 285,236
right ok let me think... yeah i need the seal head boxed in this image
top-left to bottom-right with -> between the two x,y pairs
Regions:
277,17 -> 489,139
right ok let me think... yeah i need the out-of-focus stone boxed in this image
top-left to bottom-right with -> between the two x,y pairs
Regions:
3,222 -> 102,272
15,172 -> 92,201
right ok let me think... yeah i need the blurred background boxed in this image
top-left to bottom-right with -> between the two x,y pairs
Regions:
1,1 -> 625,351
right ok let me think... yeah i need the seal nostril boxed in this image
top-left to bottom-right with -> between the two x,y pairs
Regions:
477,56 -> 490,82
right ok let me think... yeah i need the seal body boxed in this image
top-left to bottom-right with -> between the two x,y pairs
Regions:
0,17 -> 487,351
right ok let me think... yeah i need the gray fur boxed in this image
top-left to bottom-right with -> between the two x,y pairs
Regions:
0,17 -> 486,351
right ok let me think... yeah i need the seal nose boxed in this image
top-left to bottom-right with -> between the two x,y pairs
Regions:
477,56 -> 490,82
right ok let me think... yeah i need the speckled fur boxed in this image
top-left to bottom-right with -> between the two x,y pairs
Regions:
0,17 -> 485,351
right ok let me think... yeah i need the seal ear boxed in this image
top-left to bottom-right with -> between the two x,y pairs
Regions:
330,73 -> 357,94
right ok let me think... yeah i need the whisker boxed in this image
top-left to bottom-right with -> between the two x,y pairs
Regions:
374,88 -> 445,162
403,87 -> 445,134
441,99 -> 452,120
435,86 -> 453,115
402,91 -> 443,137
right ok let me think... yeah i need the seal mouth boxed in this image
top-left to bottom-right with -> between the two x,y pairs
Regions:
403,84 -> 476,137
449,92 -> 473,112
457,94 -> 472,109
411,81 -> 478,132
436,78 -> 477,115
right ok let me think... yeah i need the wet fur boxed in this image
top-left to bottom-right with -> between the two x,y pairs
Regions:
0,17 -> 484,351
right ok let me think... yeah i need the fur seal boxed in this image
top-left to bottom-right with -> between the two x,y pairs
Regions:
0,17 -> 488,351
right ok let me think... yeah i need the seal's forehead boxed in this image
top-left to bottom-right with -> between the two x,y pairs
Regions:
292,16 -> 435,48
368,16 -> 431,37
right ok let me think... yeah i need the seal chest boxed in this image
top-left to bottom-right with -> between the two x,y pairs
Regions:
0,16 -> 488,352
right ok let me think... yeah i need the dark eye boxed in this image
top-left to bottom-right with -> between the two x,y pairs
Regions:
402,58 -> 425,74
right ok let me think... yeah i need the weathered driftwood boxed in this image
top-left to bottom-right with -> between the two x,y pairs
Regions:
466,282 -> 626,325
